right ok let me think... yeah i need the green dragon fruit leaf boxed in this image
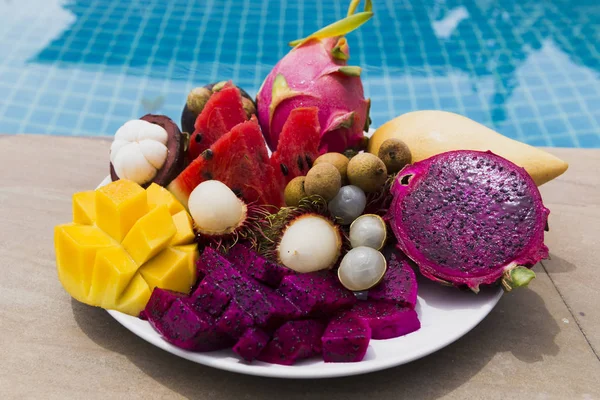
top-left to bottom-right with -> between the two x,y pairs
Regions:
338,66 -> 362,77
501,266 -> 536,291
331,37 -> 349,61
269,74 -> 302,128
363,98 -> 371,131
347,0 -> 372,17
289,11 -> 373,47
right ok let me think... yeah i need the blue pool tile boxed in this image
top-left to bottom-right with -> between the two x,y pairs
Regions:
578,133 -> 600,147
81,115 -> 106,134
28,108 -> 56,126
0,119 -> 21,133
543,118 -> 569,135
3,104 -> 29,120
89,100 -> 111,115
549,135 -> 576,148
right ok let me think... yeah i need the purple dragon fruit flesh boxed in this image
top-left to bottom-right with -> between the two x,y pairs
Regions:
198,248 -> 301,327
215,300 -> 255,339
388,150 -> 549,292
157,298 -> 233,351
322,314 -> 371,363
350,301 -> 420,340
190,278 -> 232,316
225,243 -> 295,287
278,270 -> 356,317
257,320 -> 325,365
143,287 -> 188,325
256,2 -> 373,153
233,327 -> 271,362
368,252 -> 418,308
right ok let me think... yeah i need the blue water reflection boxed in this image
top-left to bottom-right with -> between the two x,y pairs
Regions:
0,0 -> 598,147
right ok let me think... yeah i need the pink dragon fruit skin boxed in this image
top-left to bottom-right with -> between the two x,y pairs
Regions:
368,252 -> 418,308
388,150 -> 550,292
257,320 -> 325,365
256,36 -> 370,153
233,327 -> 271,362
322,314 -> 371,363
350,301 -> 420,340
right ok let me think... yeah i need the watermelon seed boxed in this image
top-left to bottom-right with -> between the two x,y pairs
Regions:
297,156 -> 305,171
202,149 -> 214,160
194,133 -> 203,143
280,163 -> 289,176
305,155 -> 313,169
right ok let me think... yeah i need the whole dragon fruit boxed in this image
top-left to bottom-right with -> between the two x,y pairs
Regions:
387,150 -> 550,293
256,0 -> 373,153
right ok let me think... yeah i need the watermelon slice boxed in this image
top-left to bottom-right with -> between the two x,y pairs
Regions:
169,117 -> 284,207
270,107 -> 321,187
187,83 -> 248,161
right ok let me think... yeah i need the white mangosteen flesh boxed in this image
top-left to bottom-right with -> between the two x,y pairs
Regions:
277,214 -> 342,273
110,119 -> 169,185
188,180 -> 247,236
338,246 -> 387,291
349,214 -> 387,250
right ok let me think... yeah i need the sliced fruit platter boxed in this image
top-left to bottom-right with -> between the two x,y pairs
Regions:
54,0 -> 568,377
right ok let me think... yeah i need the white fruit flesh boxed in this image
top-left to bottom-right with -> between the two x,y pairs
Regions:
338,246 -> 387,291
188,180 -> 246,235
349,214 -> 387,250
277,214 -> 341,273
110,119 -> 168,185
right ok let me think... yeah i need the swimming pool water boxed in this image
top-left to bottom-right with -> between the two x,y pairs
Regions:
0,0 -> 599,147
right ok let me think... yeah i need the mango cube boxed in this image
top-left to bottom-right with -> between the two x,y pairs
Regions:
170,210 -> 195,246
122,205 -> 176,265
55,179 -> 198,316
139,247 -> 196,294
89,247 -> 138,307
54,224 -> 116,302
147,183 -> 185,215
116,273 -> 152,316
95,180 -> 148,242
73,191 -> 96,225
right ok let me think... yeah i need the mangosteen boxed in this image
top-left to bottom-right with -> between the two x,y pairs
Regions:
110,114 -> 185,188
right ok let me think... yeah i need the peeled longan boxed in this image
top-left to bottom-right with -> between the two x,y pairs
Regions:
378,138 -> 412,173
304,163 -> 342,202
347,153 -> 388,193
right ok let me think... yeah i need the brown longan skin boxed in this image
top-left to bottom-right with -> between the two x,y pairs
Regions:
347,153 -> 388,193
378,138 -> 412,173
284,176 -> 308,207
304,163 -> 342,202
314,153 -> 349,184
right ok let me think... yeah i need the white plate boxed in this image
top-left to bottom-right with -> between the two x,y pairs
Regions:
98,176 -> 503,378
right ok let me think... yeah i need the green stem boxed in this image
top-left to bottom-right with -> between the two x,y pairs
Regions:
347,0 -> 372,16
501,266 -> 536,291
289,9 -> 373,47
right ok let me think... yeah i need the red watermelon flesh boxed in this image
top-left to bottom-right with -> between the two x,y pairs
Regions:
187,83 -> 248,161
169,117 -> 284,208
270,107 -> 320,187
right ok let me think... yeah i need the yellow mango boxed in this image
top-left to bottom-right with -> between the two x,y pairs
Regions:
139,247 -> 195,294
89,247 -> 138,308
122,205 -> 176,265
95,180 -> 148,242
54,224 -> 116,302
170,210 -> 195,246
147,183 -> 185,215
116,273 -> 152,316
72,191 -> 96,225
55,179 -> 199,316
174,244 -> 200,282
368,111 -> 568,186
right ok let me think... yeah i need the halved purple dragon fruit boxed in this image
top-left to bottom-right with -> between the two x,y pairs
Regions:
158,298 -> 233,351
322,314 -> 371,363
233,327 -> 271,362
368,252 -> 417,308
258,320 -> 325,365
225,243 -> 295,287
388,150 -> 549,292
278,271 -> 356,317
350,301 -> 420,340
